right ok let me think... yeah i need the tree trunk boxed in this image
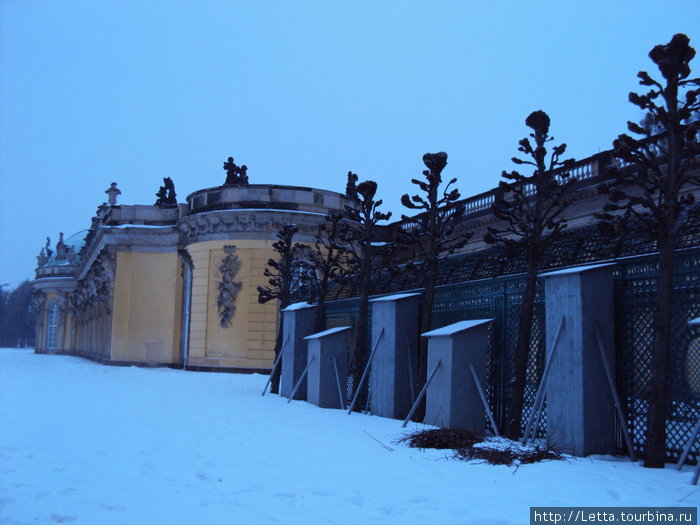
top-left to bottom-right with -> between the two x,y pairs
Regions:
505,252 -> 539,439
350,254 -> 372,408
413,265 -> 436,421
645,235 -> 674,467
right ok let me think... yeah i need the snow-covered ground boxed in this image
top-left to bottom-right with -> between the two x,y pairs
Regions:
0,348 -> 697,524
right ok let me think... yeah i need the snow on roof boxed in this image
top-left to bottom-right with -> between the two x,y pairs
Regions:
422,319 -> 492,337
370,292 -> 421,303
191,208 -> 327,218
540,262 -> 616,278
104,224 -> 174,229
281,302 -> 315,312
304,326 -> 351,340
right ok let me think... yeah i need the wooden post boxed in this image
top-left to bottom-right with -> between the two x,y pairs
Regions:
287,355 -> 315,403
521,316 -> 565,445
334,357 -> 346,410
594,323 -> 636,462
402,360 -> 442,428
469,363 -> 499,436
676,416 -> 700,471
262,334 -> 290,396
347,328 -> 384,415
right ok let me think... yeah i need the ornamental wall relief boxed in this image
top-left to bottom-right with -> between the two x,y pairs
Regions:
31,291 -> 46,330
70,252 -> 116,323
217,245 -> 243,328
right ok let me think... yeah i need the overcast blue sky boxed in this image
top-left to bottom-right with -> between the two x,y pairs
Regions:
1,1 -> 698,288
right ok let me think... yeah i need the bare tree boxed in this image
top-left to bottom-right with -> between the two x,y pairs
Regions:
340,176 -> 392,403
597,33 -> 700,468
257,224 -> 305,394
484,110 -> 575,439
398,151 -> 471,419
299,211 -> 349,333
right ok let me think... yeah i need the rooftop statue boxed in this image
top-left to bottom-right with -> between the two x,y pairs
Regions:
105,182 -> 121,206
36,247 -> 48,267
223,156 -> 249,185
44,237 -> 53,260
155,177 -> 177,207
55,232 -> 67,260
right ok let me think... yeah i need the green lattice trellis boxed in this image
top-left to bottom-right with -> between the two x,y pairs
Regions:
323,219 -> 700,461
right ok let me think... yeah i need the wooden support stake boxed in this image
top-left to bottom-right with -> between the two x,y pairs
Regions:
333,356 -> 346,410
521,316 -> 565,445
406,340 -> 416,404
402,359 -> 442,428
693,463 -> 700,486
594,323 -> 636,462
676,416 -> 700,471
287,354 -> 315,404
347,328 -> 385,415
526,385 -> 548,446
469,363 -> 499,437
262,334 -> 290,396
364,380 -> 373,413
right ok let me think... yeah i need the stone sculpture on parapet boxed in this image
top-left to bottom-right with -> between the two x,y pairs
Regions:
155,177 -> 177,207
105,182 -> 121,206
36,238 -> 49,267
223,156 -> 249,185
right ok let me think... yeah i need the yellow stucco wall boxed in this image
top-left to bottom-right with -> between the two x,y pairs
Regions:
187,239 -> 279,369
110,251 -> 182,363
60,311 -> 72,351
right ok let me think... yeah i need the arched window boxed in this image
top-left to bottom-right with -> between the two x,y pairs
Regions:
290,260 -> 315,303
46,300 -> 58,350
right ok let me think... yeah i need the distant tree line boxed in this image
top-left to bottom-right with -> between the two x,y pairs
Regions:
0,281 -> 35,347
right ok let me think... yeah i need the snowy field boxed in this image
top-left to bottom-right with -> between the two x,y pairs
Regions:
1,348 -> 697,524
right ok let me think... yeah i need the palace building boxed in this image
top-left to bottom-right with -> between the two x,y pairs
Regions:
33,168 -> 353,371
32,151 -> 700,376
31,149 -> 700,463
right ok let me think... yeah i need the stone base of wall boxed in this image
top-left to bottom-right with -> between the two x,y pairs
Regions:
34,347 -> 271,375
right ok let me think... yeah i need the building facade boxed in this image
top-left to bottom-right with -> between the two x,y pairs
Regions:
33,150 -> 700,375
33,183 -> 353,371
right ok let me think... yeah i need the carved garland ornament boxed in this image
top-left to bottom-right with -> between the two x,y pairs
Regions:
70,252 -> 116,324
57,289 -> 70,325
217,245 -> 243,328
31,291 -> 47,330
